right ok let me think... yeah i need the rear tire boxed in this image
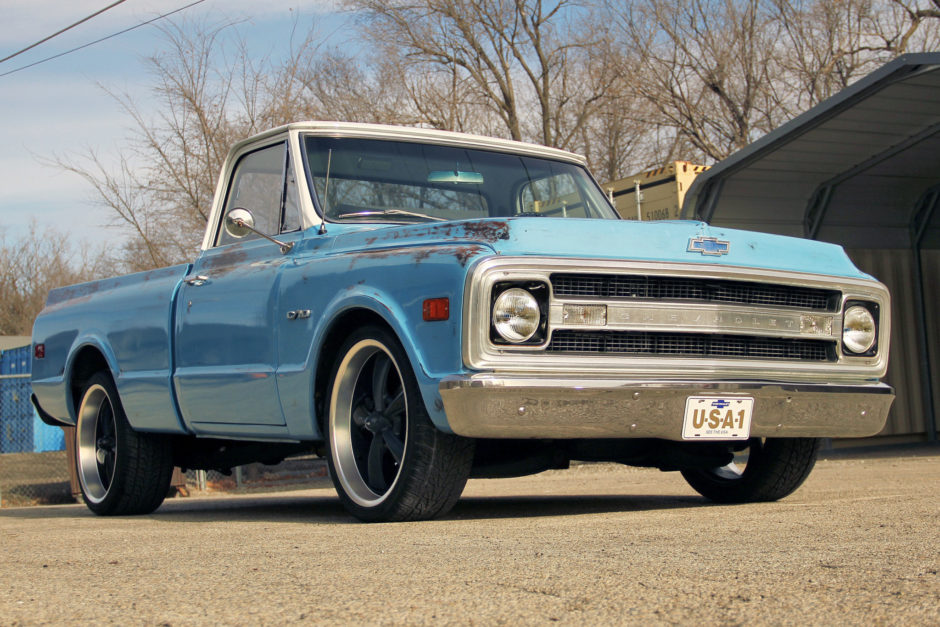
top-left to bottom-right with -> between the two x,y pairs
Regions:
681,438 -> 821,503
326,326 -> 474,522
75,372 -> 174,515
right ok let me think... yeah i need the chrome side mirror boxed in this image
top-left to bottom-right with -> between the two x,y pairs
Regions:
224,208 -> 255,238
222,207 -> 294,254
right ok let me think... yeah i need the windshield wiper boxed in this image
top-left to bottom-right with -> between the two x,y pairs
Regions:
334,209 -> 447,223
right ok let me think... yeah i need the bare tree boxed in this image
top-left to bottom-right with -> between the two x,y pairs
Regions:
54,0 -> 940,263
610,0 -> 787,163
774,0 -> 940,110
54,17 -> 325,270
607,0 -> 940,165
0,226 -> 109,336
347,0 -> 614,150
298,49 -> 432,126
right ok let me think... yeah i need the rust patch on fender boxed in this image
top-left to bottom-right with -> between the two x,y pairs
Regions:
201,249 -> 249,271
47,282 -> 102,306
455,245 -> 486,267
346,246 -> 440,270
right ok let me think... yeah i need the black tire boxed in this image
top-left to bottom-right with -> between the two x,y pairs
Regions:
680,438 -> 821,503
75,372 -> 174,515
326,326 -> 475,522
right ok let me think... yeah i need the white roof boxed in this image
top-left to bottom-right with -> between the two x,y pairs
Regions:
231,121 -> 588,166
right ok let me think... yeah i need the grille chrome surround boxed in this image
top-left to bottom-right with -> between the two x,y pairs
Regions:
462,257 -> 891,381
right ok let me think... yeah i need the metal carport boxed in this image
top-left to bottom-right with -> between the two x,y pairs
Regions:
682,52 -> 940,444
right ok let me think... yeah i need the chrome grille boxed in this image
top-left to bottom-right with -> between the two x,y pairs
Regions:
551,274 -> 838,311
548,330 -> 834,362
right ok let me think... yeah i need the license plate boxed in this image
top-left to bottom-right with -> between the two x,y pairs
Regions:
682,396 -> 754,440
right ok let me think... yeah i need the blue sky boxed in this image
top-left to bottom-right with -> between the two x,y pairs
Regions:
0,0 -> 342,249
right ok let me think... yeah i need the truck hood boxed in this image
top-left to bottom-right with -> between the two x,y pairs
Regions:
328,217 -> 869,280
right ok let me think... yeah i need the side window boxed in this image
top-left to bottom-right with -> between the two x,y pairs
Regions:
216,142 -> 301,247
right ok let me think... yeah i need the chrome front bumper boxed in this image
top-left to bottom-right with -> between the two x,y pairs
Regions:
438,375 -> 894,440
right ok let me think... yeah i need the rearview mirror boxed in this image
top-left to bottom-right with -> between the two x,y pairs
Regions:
428,170 -> 484,184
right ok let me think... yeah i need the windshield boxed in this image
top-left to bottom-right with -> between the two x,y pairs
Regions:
303,135 -> 618,223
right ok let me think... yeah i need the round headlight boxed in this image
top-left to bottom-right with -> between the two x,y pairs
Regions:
843,305 -> 876,354
493,288 -> 541,343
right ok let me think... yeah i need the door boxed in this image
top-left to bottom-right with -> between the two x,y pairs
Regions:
174,140 -> 303,428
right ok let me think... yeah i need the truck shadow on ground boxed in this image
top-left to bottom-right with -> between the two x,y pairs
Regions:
0,492 -> 708,525
450,494 -> 708,520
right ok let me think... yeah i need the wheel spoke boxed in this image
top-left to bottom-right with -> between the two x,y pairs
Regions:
382,430 -> 405,464
366,435 -> 388,493
100,451 -> 114,488
384,389 -> 405,418
371,354 -> 391,412
94,402 -> 117,490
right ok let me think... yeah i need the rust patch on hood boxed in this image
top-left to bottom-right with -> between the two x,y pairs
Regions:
356,219 -> 510,246
422,220 -> 509,243
458,220 -> 510,243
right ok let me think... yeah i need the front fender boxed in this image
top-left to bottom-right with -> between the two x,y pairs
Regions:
312,286 -> 455,433
274,239 -> 495,439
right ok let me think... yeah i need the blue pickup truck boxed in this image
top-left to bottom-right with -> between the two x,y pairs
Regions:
31,122 -> 893,521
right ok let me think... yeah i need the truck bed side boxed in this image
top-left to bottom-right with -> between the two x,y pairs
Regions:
31,264 -> 192,433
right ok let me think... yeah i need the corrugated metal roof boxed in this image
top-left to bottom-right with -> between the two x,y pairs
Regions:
683,53 -> 940,250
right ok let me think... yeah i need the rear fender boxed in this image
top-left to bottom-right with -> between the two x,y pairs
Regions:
63,333 -> 120,422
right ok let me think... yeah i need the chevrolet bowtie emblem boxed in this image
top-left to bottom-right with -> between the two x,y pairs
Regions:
688,236 -> 730,256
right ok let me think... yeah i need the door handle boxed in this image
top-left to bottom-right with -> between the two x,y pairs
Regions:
184,275 -> 209,286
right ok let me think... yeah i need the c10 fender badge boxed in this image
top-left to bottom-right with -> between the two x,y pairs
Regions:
688,236 -> 730,256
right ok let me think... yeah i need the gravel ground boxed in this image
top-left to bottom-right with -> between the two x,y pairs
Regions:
1,452 -> 937,625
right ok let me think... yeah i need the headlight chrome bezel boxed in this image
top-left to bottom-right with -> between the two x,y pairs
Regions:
842,301 -> 879,356
490,282 -> 548,345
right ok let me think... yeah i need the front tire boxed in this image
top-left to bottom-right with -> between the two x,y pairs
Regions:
326,326 -> 474,522
75,372 -> 174,515
681,438 -> 821,503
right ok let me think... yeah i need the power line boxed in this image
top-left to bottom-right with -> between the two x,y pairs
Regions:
0,0 -> 208,79
0,0 -> 130,64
